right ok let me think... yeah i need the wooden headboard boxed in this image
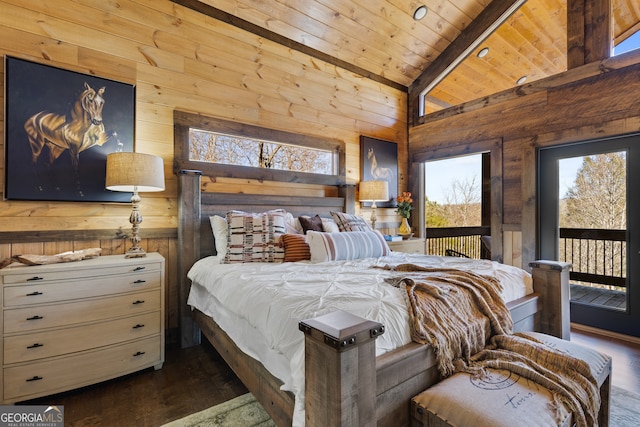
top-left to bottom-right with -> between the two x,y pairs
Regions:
177,170 -> 355,347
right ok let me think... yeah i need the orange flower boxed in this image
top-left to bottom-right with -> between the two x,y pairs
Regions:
395,191 -> 414,218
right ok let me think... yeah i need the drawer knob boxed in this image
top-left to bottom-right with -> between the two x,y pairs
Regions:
133,266 -> 146,271
133,351 -> 146,357
133,280 -> 146,284
26,291 -> 44,296
26,376 -> 43,382
132,300 -> 145,305
27,315 -> 44,321
27,343 -> 44,349
27,276 -> 44,281
132,324 -> 145,329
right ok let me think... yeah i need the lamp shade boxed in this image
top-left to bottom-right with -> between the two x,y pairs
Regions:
359,180 -> 389,202
105,152 -> 165,192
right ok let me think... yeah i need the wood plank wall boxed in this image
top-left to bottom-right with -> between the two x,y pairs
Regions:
0,0 -> 407,341
409,49 -> 640,269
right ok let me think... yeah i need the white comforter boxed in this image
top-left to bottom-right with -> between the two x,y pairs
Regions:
187,252 -> 532,426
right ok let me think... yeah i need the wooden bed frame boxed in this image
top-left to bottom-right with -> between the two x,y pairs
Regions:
177,170 -> 571,427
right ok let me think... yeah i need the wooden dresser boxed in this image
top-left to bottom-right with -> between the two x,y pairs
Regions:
0,253 -> 165,404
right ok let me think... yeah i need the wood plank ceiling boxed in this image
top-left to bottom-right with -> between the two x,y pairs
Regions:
192,0 -> 640,113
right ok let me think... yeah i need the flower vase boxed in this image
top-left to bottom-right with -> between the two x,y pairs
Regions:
399,217 -> 412,237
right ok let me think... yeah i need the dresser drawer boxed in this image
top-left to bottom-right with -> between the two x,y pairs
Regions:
1,261 -> 161,285
3,271 -> 161,307
4,311 -> 160,364
4,335 -> 162,402
4,289 -> 160,334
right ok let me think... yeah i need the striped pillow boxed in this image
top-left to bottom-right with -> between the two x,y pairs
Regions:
281,233 -> 311,262
306,230 -> 390,262
224,209 -> 286,263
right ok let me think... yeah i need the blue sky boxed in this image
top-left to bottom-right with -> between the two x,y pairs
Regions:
426,32 -> 640,204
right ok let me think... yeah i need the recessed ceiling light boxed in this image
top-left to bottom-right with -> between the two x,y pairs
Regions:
477,47 -> 490,58
413,5 -> 428,20
517,76 -> 528,85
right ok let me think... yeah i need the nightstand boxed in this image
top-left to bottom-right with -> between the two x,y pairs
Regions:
387,238 -> 426,254
0,253 -> 165,404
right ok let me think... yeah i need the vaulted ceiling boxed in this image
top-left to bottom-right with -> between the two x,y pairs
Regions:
182,0 -> 640,113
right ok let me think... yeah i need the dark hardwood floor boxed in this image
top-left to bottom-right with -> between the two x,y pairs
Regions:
21,340 -> 248,426
18,327 -> 640,426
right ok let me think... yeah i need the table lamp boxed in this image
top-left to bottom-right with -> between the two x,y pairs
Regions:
359,180 -> 389,230
105,152 -> 165,258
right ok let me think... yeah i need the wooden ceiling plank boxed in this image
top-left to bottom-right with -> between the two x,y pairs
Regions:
170,0 -> 407,91
517,0 -> 568,60
409,0 -> 526,124
347,0 -> 445,59
613,0 -> 640,42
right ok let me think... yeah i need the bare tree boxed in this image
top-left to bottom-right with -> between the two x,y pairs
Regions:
442,175 -> 481,226
188,130 -> 333,174
561,152 -> 626,230
559,152 -> 627,284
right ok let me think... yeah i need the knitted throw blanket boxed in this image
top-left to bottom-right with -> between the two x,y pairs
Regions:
383,263 -> 600,427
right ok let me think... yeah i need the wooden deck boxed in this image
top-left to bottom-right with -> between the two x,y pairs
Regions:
570,283 -> 627,310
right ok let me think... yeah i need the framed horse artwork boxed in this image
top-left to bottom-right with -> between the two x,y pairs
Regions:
360,136 -> 397,208
3,56 -> 135,202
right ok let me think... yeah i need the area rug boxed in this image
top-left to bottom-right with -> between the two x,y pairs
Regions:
163,386 -> 640,426
162,393 -> 274,427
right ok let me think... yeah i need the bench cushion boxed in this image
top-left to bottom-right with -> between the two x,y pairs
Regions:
412,333 -> 612,427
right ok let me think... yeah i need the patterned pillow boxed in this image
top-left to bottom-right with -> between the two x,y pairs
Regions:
330,212 -> 372,232
280,233 -> 311,262
224,209 -> 286,263
306,230 -> 390,262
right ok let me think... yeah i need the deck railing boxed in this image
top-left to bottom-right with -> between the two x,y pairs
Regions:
426,226 -> 626,290
559,227 -> 627,290
425,226 -> 490,259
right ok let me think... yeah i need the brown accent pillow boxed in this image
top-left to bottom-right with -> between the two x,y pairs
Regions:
298,214 -> 324,234
281,233 -> 311,262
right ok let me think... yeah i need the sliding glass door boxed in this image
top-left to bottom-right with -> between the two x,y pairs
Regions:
539,134 -> 640,337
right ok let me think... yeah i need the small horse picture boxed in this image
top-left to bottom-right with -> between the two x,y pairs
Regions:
360,136 -> 398,208
4,56 -> 135,202
367,147 -> 394,181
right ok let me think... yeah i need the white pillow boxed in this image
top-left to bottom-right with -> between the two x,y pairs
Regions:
209,215 -> 228,261
306,230 -> 390,262
321,217 -> 340,233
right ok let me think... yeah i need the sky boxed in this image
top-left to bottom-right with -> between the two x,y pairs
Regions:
425,32 -> 640,204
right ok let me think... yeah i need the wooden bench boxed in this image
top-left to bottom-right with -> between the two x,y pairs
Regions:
411,332 -> 612,427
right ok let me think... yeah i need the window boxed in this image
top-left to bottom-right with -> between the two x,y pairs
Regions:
614,30 -> 640,56
423,153 -> 491,259
173,111 -> 345,187
189,128 -> 335,175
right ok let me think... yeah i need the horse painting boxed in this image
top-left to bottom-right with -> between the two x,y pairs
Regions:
24,82 -> 109,196
367,147 -> 393,181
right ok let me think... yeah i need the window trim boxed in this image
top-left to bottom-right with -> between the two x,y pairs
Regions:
173,111 -> 346,186
413,138 -> 503,262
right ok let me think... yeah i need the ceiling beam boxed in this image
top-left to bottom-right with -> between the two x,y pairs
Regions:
408,0 -> 527,126
567,0 -> 612,69
171,0 -> 406,92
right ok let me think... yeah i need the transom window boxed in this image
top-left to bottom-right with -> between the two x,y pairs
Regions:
189,128 -> 335,175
